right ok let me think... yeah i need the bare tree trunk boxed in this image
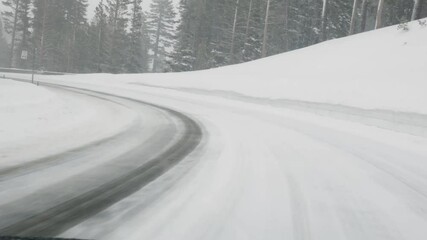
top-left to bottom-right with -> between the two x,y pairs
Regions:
349,0 -> 359,35
261,0 -> 271,58
320,0 -> 328,41
152,12 -> 162,72
230,0 -> 240,64
66,26 -> 76,72
412,0 -> 421,20
375,0 -> 385,29
97,25 -> 102,71
8,0 -> 20,68
360,0 -> 369,32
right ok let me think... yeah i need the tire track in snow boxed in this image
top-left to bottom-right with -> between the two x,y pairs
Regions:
131,82 -> 427,138
0,78 -> 138,181
286,174 -> 312,240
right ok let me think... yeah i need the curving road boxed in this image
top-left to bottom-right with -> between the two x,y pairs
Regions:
0,83 -> 202,237
1,75 -> 427,240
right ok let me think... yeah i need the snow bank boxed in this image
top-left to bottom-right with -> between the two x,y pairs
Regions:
0,79 -> 137,168
50,19 -> 427,115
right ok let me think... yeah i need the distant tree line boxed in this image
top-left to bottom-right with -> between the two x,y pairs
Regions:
170,0 -> 427,71
1,0 -> 426,72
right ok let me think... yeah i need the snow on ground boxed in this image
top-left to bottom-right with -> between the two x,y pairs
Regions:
1,19 -> 427,240
0,79 -> 137,168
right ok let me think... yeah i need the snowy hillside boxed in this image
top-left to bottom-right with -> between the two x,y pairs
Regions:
50,19 -> 427,114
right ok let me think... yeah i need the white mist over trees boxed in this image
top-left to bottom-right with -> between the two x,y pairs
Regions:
1,0 -> 426,73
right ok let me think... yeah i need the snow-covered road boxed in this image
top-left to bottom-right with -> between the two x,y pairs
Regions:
19,78 -> 425,240
0,80 -> 202,236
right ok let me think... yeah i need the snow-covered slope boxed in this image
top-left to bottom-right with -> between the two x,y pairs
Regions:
50,19 -> 427,115
139,19 -> 427,114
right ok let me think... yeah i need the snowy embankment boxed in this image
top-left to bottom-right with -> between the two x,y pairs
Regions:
0,79 -> 137,168
47,19 -> 427,116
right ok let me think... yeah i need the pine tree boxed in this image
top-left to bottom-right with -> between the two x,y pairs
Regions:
326,0 -> 353,39
15,0 -> 31,69
0,18 -> 9,67
147,0 -> 176,72
360,0 -> 369,32
263,0 -> 295,55
242,0 -> 262,62
169,0 -> 196,71
206,0 -> 242,67
32,0 -> 47,70
32,0 -> 70,71
64,0 -> 88,72
1,0 -> 20,67
126,0 -> 149,73
91,0 -> 111,72
106,0 -> 130,73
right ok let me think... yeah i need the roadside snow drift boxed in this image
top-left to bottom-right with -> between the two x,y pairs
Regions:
0,79 -> 136,168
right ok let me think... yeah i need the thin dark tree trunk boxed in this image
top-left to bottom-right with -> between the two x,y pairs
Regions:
349,0 -> 359,35
66,26 -> 76,72
97,25 -> 102,71
360,0 -> 369,32
321,0 -> 328,41
153,11 -> 162,72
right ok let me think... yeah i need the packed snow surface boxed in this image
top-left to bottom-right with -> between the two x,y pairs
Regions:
1,20 -> 427,240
